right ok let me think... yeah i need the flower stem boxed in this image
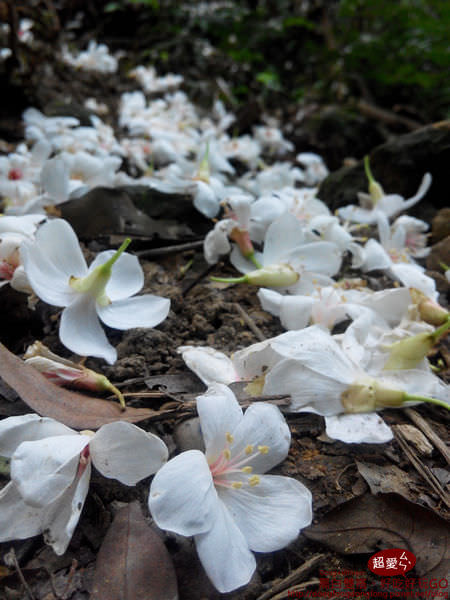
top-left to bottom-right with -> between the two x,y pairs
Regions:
249,254 -> 263,269
404,393 -> 449,411
100,238 -> 131,273
430,316 -> 450,343
210,275 -> 247,284
364,155 -> 375,185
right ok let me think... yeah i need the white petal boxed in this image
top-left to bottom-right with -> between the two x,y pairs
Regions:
279,295 -> 314,330
11,434 -> 89,507
230,403 -> 291,473
358,287 -> 412,326
264,360 -> 347,415
97,295 -> 170,330
203,220 -> 232,264
149,450 -> 217,536
361,239 -> 392,271
193,181 -> 220,218
197,384 -> 243,461
287,241 -> 341,277
220,474 -> 312,552
89,251 -> 144,301
40,158 -> 70,203
44,462 -> 91,555
10,265 -> 32,293
0,482 -> 45,541
263,213 -> 305,265
60,295 -> 117,364
325,413 -> 393,444
90,422 -> 168,485
229,245 -> 264,274
20,240 -> 77,306
33,219 -> 87,279
194,501 -> 256,593
337,205 -> 378,224
390,263 -> 437,299
0,414 -> 75,458
178,345 -> 238,385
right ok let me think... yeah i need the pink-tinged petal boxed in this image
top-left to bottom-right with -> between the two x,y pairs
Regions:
361,239 -> 392,271
60,295 -> 117,364
11,434 -> 90,507
264,360 -> 347,415
178,345 -> 238,385
149,450 -> 217,536
89,251 -> 144,301
90,422 -> 168,485
325,414 -> 393,444
0,482 -> 44,541
194,501 -> 256,593
44,462 -> 91,555
197,384 -> 243,461
0,414 -> 75,457
230,403 -> 290,473
96,295 -> 170,330
263,213 -> 306,265
219,474 -> 312,552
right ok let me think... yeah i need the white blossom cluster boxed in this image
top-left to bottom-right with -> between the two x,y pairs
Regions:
0,40 -> 448,594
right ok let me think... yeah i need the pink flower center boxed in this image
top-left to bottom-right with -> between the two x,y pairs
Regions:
8,168 -> 23,181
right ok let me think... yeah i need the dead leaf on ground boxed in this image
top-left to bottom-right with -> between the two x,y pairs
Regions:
356,461 -> 417,500
304,493 -> 449,581
0,343 -> 157,429
90,501 -> 178,600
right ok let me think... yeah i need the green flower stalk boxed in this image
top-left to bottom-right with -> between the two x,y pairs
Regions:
364,155 -> 384,204
211,264 -> 299,287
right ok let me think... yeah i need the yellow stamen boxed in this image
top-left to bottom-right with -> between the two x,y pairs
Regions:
258,445 -> 269,454
245,445 -> 253,455
223,449 -> 231,460
241,466 -> 253,474
226,432 -> 234,443
249,475 -> 260,487
232,482 -> 243,489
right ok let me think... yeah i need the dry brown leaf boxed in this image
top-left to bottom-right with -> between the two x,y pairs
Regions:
0,343 -> 157,429
90,501 -> 178,600
304,493 -> 449,580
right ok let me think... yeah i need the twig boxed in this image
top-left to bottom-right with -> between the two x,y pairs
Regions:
256,555 -> 325,600
182,263 -> 217,297
393,426 -> 450,509
268,579 -> 321,600
356,99 -> 422,131
405,408 -> 450,466
136,240 -> 203,258
234,302 -> 266,342
5,548 -> 35,600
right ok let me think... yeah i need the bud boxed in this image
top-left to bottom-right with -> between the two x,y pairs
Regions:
409,288 -> 449,326
383,332 -> 434,370
24,341 -> 125,408
364,155 -> 384,204
229,226 -> 255,259
341,379 -> 406,413
245,264 -> 299,287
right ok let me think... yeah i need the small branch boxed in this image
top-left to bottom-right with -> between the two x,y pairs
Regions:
405,408 -> 450,466
136,240 -> 203,258
356,99 -> 422,131
5,548 -> 36,600
182,263 -> 217,296
393,425 -> 450,509
234,302 -> 266,342
256,554 -> 325,600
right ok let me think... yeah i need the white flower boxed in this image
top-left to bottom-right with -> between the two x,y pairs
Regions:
21,219 -> 170,364
296,152 -> 329,186
0,232 -> 32,293
229,212 -> 342,293
337,158 -> 432,224
359,213 -> 437,299
148,384 -> 312,593
0,414 -> 168,555
62,41 -> 118,73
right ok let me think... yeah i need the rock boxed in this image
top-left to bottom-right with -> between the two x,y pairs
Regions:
427,235 -> 450,272
319,120 -> 450,217
432,208 -> 450,243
